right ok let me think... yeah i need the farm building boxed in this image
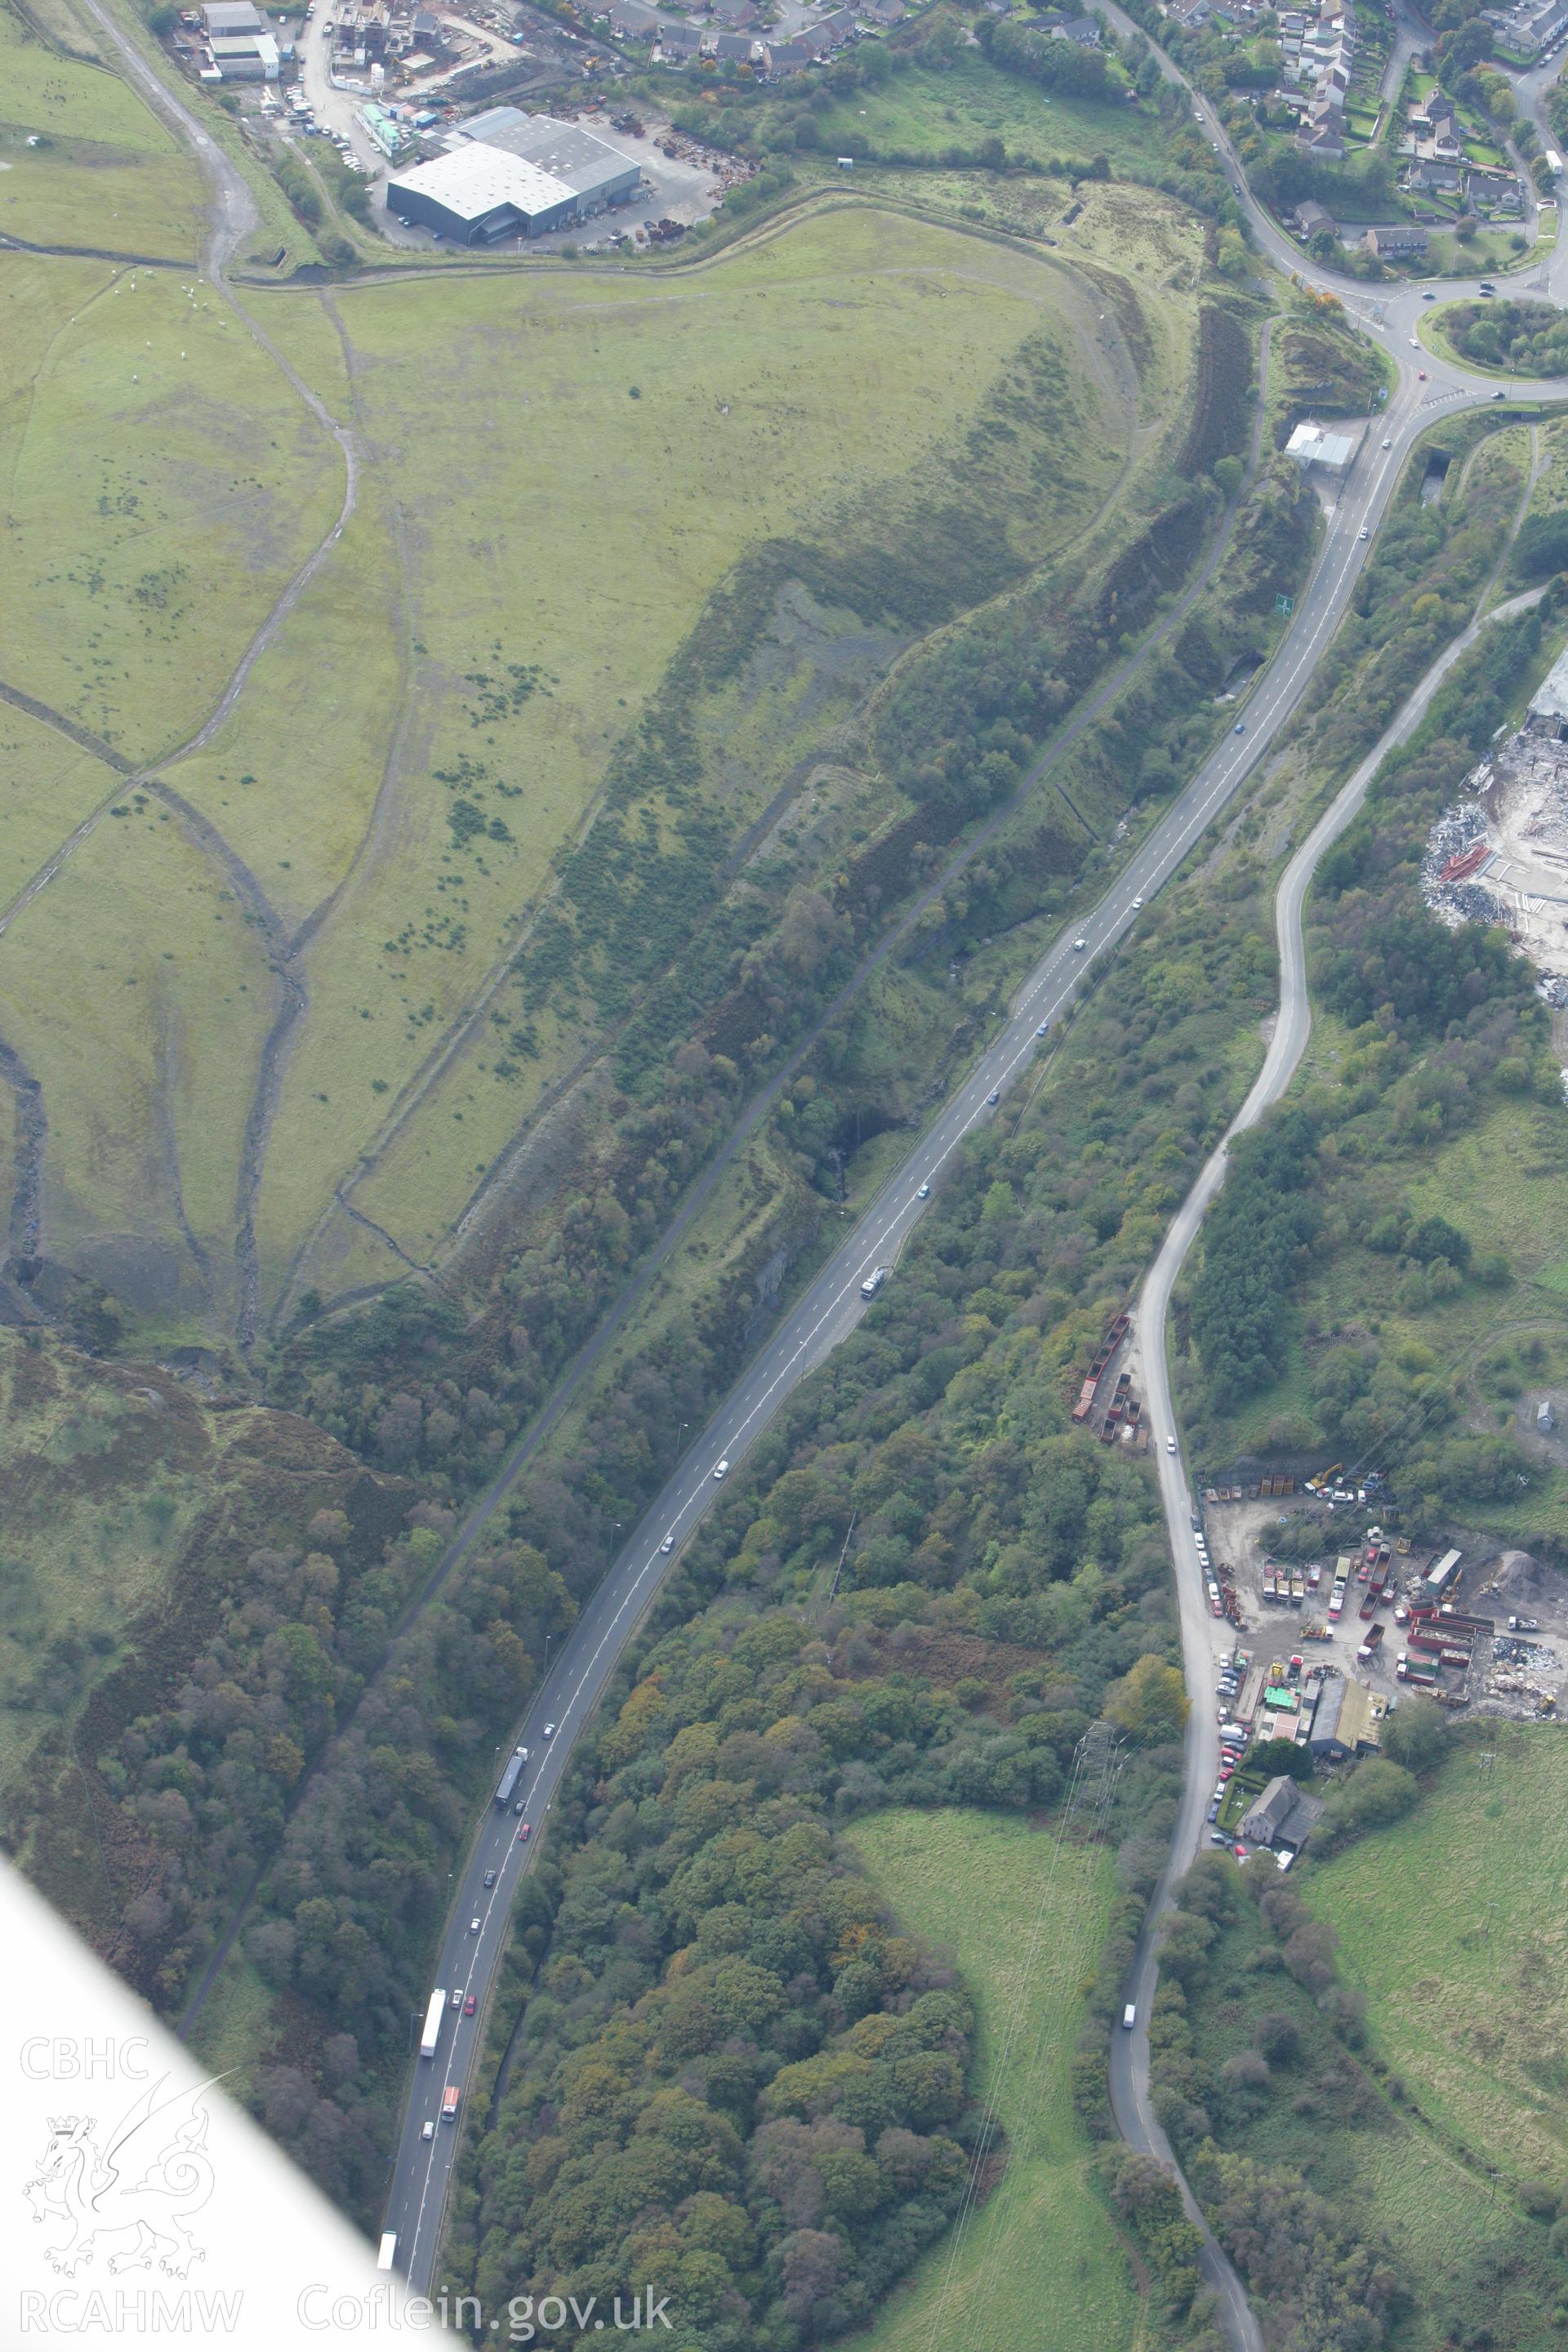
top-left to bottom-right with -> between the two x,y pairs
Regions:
1307,1673 -> 1386,1761
386,145 -> 582,242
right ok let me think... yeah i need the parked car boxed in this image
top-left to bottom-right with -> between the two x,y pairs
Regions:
1207,1799 -> 1219,1822
1233,1844 -> 1250,1863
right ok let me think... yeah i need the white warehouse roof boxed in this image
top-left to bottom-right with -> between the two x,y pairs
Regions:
387,143 -> 573,225
1286,420 -> 1354,470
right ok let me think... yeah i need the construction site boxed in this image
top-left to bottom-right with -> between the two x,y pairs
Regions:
1423,642 -> 1568,994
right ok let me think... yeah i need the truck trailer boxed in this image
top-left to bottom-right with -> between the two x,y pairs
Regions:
495,1744 -> 528,1808
420,1989 -> 446,2059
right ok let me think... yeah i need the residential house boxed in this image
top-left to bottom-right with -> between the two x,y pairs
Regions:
762,34 -> 814,67
859,0 -> 906,22
1365,220 -> 1428,256
657,20 -> 702,56
608,0 -> 657,37
1294,197 -> 1337,236
1408,157 -> 1463,194
1239,1775 -> 1325,1852
710,29 -> 758,58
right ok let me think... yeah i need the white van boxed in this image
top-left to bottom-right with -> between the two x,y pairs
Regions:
1121,2002 -> 1136,2029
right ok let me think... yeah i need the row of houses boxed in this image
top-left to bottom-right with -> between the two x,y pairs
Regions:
1483,0 -> 1568,55
1283,0 -> 1359,160
602,0 -> 903,51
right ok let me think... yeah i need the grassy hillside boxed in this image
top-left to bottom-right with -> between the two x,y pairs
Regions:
1311,1724 -> 1568,2192
844,1808 -> 1149,2352
1169,1854 -> 1564,2352
0,0 -> 204,259
7,197 -> 1160,1334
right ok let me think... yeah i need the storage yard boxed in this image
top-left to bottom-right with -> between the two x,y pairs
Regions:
1423,641 -> 1568,988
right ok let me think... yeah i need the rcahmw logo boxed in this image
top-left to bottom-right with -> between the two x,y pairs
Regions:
20,2044 -> 230,2294
18,2287 -> 243,2335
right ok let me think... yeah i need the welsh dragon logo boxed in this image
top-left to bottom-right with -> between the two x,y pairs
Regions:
23,2076 -> 219,2278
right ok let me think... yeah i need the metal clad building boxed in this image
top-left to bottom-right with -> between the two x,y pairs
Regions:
451,106 -> 642,215
386,145 -> 578,242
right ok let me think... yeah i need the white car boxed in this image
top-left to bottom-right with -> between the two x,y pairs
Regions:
1131,895 -> 1143,909
1036,1022 -> 1049,1036
917,1181 -> 930,1199
421,2120 -> 434,2142
1165,1435 -> 1177,1454
660,1534 -> 675,1553
1358,526 -> 1369,541
712,1460 -> 728,1481
470,1917 -> 482,1934
1073,937 -> 1087,951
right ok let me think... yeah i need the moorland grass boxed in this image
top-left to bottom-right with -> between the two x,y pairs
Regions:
0,0 -> 204,260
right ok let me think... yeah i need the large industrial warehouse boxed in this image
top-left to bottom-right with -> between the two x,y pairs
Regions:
387,107 -> 641,243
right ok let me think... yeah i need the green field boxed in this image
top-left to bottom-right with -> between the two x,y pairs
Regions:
7,183 -> 1160,1334
844,1809 -> 1150,2352
774,56 -> 1162,177
0,0 -> 204,258
1176,1851 -> 1564,2352
1312,1726 -> 1568,2190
